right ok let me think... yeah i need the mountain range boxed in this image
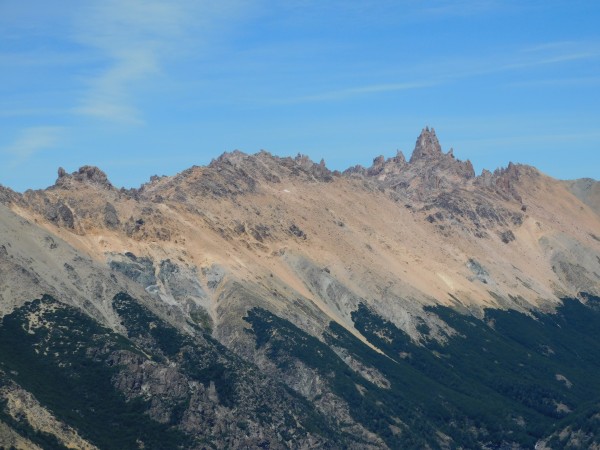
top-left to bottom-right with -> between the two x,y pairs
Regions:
1,128 -> 600,449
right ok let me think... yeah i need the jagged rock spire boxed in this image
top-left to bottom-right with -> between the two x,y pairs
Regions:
54,166 -> 113,190
409,127 -> 443,163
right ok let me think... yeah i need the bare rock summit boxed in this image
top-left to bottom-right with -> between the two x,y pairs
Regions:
54,165 -> 113,190
409,126 -> 443,162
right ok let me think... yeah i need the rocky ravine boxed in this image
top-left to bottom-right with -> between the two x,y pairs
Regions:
1,128 -> 600,449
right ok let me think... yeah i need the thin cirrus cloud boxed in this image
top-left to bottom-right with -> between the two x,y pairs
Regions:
509,41 -> 600,68
282,81 -> 437,104
70,0 -> 252,125
424,40 -> 600,80
71,0 -> 184,125
285,39 -> 600,104
74,48 -> 160,125
507,76 -> 600,88
1,126 -> 65,168
439,42 -> 600,81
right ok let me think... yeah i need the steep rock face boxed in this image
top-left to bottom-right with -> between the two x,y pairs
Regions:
354,128 -> 476,198
103,202 -> 120,229
409,126 -> 443,162
475,162 -> 531,203
15,167 -> 123,235
138,150 -> 335,205
0,185 -> 20,206
404,127 -> 476,190
344,128 -> 525,242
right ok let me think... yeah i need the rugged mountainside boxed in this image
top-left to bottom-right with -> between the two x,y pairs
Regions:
1,128 -> 600,449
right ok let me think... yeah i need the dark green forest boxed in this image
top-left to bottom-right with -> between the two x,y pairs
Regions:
1,292 -> 600,449
245,293 -> 600,449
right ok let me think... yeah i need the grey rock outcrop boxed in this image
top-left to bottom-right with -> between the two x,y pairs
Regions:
409,126 -> 443,162
475,162 -> 526,203
54,166 -> 113,190
103,202 -> 120,229
108,252 -> 156,288
42,200 -> 75,229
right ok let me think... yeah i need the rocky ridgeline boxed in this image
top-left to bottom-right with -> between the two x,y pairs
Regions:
146,126 -> 531,233
0,185 -> 19,206
0,128 -> 535,244
0,127 -> 547,211
343,128 -> 529,239
344,127 -> 525,200
136,150 -> 336,205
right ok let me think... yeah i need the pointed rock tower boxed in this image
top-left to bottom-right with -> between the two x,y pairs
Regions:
409,127 -> 443,163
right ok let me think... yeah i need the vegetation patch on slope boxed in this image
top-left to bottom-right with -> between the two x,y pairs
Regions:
0,295 -> 186,449
245,294 -> 600,449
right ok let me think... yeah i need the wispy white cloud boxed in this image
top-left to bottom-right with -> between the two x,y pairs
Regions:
426,40 -> 600,80
75,48 -> 159,125
0,51 -> 93,68
514,40 -> 600,65
1,126 -> 65,167
275,39 -> 600,104
72,0 -> 183,124
283,81 -> 436,103
0,107 -> 68,118
456,131 -> 600,149
507,76 -> 600,88
521,41 -> 578,53
72,0 -> 250,124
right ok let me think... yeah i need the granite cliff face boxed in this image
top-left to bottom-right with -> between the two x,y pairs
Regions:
1,129 -> 600,449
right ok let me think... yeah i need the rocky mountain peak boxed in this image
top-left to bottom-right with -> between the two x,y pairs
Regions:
395,150 -> 407,164
54,166 -> 113,190
409,127 -> 443,163
208,150 -> 248,169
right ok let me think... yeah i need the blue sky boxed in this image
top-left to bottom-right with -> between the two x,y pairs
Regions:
1,0 -> 599,191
